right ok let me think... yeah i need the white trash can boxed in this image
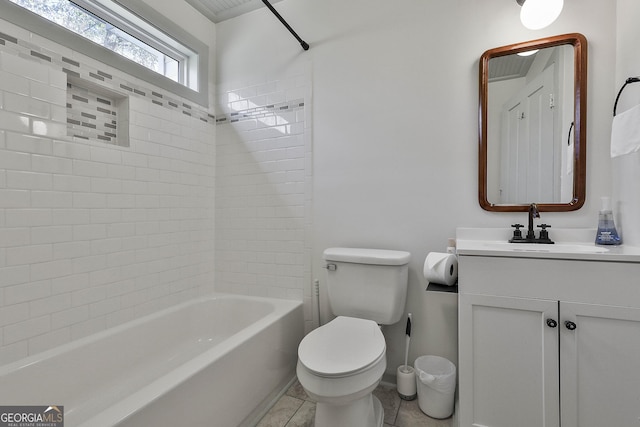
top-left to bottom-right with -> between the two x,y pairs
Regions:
414,355 -> 456,419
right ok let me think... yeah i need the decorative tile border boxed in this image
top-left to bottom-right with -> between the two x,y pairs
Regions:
0,30 -> 215,125
0,26 -> 310,135
215,98 -> 305,125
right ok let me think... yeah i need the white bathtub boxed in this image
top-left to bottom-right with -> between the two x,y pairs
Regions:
0,294 -> 304,427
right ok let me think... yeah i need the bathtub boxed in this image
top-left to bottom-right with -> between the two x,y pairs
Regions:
0,294 -> 304,427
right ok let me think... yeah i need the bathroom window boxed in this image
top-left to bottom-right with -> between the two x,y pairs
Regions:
9,0 -> 191,85
2,0 -> 209,106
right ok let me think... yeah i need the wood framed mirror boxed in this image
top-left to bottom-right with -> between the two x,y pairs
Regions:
479,33 -> 587,212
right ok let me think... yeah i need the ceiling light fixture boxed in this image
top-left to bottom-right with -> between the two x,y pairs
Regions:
517,49 -> 539,56
516,0 -> 564,30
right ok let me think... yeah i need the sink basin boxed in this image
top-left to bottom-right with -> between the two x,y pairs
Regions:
455,228 -> 640,261
483,242 -> 609,254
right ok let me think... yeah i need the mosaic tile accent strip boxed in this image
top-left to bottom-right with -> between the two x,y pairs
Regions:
0,29 -> 215,125
67,81 -> 124,146
215,98 -> 305,124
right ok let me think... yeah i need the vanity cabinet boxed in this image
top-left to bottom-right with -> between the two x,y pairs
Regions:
457,254 -> 640,427
459,294 -> 559,427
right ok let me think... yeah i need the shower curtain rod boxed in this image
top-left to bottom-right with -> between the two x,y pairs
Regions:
261,0 -> 309,51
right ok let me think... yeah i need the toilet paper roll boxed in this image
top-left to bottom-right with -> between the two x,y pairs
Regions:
423,252 -> 458,286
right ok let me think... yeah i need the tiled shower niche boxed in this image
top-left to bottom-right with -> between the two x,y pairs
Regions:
66,77 -> 129,147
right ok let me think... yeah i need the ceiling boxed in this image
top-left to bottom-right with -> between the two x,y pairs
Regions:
489,54 -> 536,82
183,0 -> 284,23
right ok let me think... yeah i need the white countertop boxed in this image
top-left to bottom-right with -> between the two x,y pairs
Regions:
455,228 -> 640,263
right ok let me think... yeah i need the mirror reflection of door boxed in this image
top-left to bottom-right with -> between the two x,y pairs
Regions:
487,45 -> 574,205
500,64 -> 556,204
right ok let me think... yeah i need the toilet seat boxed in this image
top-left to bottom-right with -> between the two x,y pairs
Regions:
298,316 -> 386,378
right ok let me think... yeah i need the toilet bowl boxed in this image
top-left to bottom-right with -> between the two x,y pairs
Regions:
297,316 -> 387,427
298,248 -> 410,427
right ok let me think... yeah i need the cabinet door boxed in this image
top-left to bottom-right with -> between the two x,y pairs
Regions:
560,302 -> 640,427
459,294 -> 559,427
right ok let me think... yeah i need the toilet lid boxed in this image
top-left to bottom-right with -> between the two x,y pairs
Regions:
298,316 -> 386,378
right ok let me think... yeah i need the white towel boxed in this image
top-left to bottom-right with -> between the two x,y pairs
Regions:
611,103 -> 640,158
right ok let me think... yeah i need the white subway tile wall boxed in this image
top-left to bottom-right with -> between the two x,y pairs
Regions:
215,65 -> 314,331
0,19 -> 215,363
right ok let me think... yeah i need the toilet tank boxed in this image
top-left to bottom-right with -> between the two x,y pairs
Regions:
323,248 -> 411,325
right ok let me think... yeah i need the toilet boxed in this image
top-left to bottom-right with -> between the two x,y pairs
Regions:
297,247 -> 411,427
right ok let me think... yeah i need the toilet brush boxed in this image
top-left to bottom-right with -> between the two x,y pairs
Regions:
396,313 -> 417,400
403,313 -> 412,370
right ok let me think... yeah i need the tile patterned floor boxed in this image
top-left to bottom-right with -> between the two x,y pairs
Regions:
256,379 -> 453,427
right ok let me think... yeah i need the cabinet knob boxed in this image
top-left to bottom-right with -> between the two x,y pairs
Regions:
546,319 -> 558,328
565,321 -> 577,331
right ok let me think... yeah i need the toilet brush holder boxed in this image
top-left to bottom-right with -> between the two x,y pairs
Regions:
396,365 -> 417,400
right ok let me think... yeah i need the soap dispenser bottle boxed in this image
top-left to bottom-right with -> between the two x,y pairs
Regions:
595,197 -> 622,245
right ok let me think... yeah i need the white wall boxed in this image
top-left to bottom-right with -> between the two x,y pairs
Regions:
612,0 -> 640,245
616,0 -> 640,106
216,0 -> 618,379
0,1 -> 216,363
